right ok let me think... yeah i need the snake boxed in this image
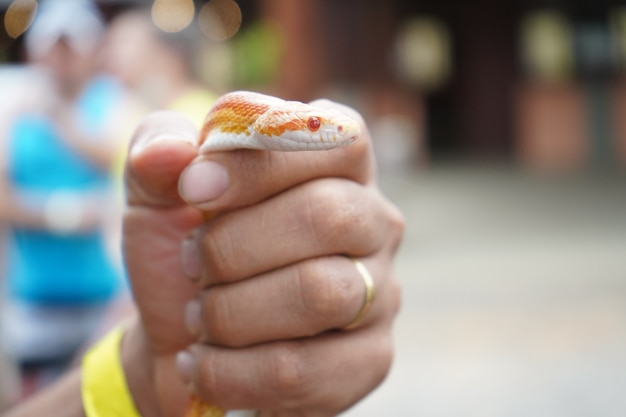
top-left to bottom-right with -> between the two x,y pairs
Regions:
185,91 -> 361,417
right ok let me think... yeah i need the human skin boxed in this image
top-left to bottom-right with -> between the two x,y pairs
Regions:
4,100 -> 404,417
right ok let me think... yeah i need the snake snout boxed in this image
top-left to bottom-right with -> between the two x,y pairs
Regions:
342,122 -> 361,142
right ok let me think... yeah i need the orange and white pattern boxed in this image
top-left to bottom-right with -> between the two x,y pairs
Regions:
199,91 -> 360,152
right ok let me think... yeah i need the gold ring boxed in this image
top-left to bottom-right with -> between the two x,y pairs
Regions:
344,258 -> 376,330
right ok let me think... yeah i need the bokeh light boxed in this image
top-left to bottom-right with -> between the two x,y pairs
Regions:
521,11 -> 574,83
610,7 -> 626,71
4,0 -> 38,39
394,17 -> 452,91
199,0 -> 242,41
151,0 -> 195,33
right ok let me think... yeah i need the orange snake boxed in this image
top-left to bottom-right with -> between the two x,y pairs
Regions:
186,91 -> 360,417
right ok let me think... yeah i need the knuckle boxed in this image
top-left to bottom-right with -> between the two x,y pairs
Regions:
381,199 -> 406,254
389,205 -> 406,242
305,183 -> 368,249
372,332 -> 395,385
389,275 -> 402,318
267,343 -> 307,396
389,203 -> 406,237
200,222 -> 238,280
297,260 -> 355,327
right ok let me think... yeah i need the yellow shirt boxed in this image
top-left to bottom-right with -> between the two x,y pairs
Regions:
168,88 -> 218,128
112,87 -> 218,188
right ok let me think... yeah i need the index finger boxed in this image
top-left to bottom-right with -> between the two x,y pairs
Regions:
178,100 -> 376,212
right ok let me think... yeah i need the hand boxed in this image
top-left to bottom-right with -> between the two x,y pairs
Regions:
122,101 -> 404,416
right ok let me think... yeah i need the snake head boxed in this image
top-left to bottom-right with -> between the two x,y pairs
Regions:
253,102 -> 360,151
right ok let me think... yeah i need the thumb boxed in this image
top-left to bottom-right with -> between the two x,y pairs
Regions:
126,111 -> 200,208
123,111 -> 205,354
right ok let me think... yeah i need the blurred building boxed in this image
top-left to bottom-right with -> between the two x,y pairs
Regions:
2,0 -> 625,172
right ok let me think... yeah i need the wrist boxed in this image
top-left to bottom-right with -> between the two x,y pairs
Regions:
120,319 -> 162,417
81,320 -> 161,417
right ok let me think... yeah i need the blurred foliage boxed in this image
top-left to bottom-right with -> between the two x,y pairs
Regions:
233,20 -> 282,88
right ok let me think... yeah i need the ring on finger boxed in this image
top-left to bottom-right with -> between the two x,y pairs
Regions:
344,258 -> 375,330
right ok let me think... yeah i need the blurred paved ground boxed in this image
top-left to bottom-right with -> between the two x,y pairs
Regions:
343,165 -> 626,417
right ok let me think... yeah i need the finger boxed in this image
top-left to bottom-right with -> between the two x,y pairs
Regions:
178,101 -> 375,212
124,205 -> 202,354
185,255 -> 399,347
125,111 -> 200,208
176,324 -> 395,412
183,179 -> 398,285
123,111 -> 206,354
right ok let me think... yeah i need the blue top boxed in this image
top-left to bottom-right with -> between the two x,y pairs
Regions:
5,76 -> 122,305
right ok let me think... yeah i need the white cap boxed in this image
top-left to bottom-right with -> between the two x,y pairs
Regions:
25,0 -> 105,58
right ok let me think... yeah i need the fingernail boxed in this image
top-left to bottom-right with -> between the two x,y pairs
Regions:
179,160 -> 228,204
185,299 -> 202,336
175,350 -> 196,383
181,236 -> 201,280
130,132 -> 196,159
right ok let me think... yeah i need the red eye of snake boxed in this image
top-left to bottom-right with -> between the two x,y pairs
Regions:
307,117 -> 321,132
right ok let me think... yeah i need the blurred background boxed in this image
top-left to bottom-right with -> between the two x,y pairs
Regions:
1,0 -> 625,415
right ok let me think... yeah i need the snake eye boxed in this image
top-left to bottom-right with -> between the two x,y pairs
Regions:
307,117 -> 321,132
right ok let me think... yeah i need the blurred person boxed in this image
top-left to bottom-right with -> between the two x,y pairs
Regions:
0,0 -> 126,396
103,9 -> 217,127
0,65 -> 51,411
100,8 -> 219,211
82,8 -> 222,338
